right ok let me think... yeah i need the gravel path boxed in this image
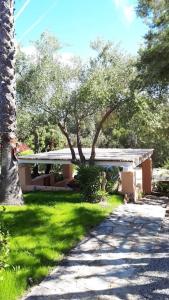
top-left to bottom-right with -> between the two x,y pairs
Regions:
22,196 -> 169,300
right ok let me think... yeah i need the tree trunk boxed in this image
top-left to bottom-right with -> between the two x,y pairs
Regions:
32,130 -> 39,177
0,0 -> 23,204
34,129 -> 40,154
89,108 -> 114,165
58,122 -> 77,163
76,121 -> 85,164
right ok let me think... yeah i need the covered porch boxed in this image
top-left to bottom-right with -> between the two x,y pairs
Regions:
18,148 -> 153,200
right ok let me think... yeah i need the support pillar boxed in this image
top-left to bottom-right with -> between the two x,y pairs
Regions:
121,170 -> 136,201
141,158 -> 152,194
62,164 -> 73,179
18,165 -> 32,191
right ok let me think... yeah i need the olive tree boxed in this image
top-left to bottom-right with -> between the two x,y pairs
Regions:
17,35 -> 135,166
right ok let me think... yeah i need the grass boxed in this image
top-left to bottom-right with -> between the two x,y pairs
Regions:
0,191 -> 122,300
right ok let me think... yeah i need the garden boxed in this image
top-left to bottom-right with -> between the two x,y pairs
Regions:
0,0 -> 169,299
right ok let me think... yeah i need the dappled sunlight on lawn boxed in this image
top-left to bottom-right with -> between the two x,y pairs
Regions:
0,191 -> 122,300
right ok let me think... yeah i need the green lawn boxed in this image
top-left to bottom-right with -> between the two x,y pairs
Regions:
0,191 -> 122,300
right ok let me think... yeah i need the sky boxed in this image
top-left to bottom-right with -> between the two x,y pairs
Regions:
15,0 -> 148,59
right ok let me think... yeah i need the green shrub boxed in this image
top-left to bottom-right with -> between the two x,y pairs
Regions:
163,159 -> 169,170
155,182 -> 169,194
95,190 -> 108,202
105,167 -> 120,194
77,165 -> 101,202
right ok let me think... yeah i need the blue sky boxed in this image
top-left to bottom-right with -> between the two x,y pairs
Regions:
15,0 -> 147,59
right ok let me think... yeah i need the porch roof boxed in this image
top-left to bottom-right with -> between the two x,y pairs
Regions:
18,148 -> 153,170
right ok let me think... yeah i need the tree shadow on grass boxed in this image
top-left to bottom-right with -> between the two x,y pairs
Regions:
23,191 -> 122,206
23,191 -> 83,205
2,205 -> 108,288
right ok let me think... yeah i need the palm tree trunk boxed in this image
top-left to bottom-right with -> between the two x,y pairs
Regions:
0,0 -> 23,204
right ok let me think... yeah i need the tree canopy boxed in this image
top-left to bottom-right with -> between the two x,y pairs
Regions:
136,0 -> 169,92
17,34 -> 135,165
16,31 -> 169,168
